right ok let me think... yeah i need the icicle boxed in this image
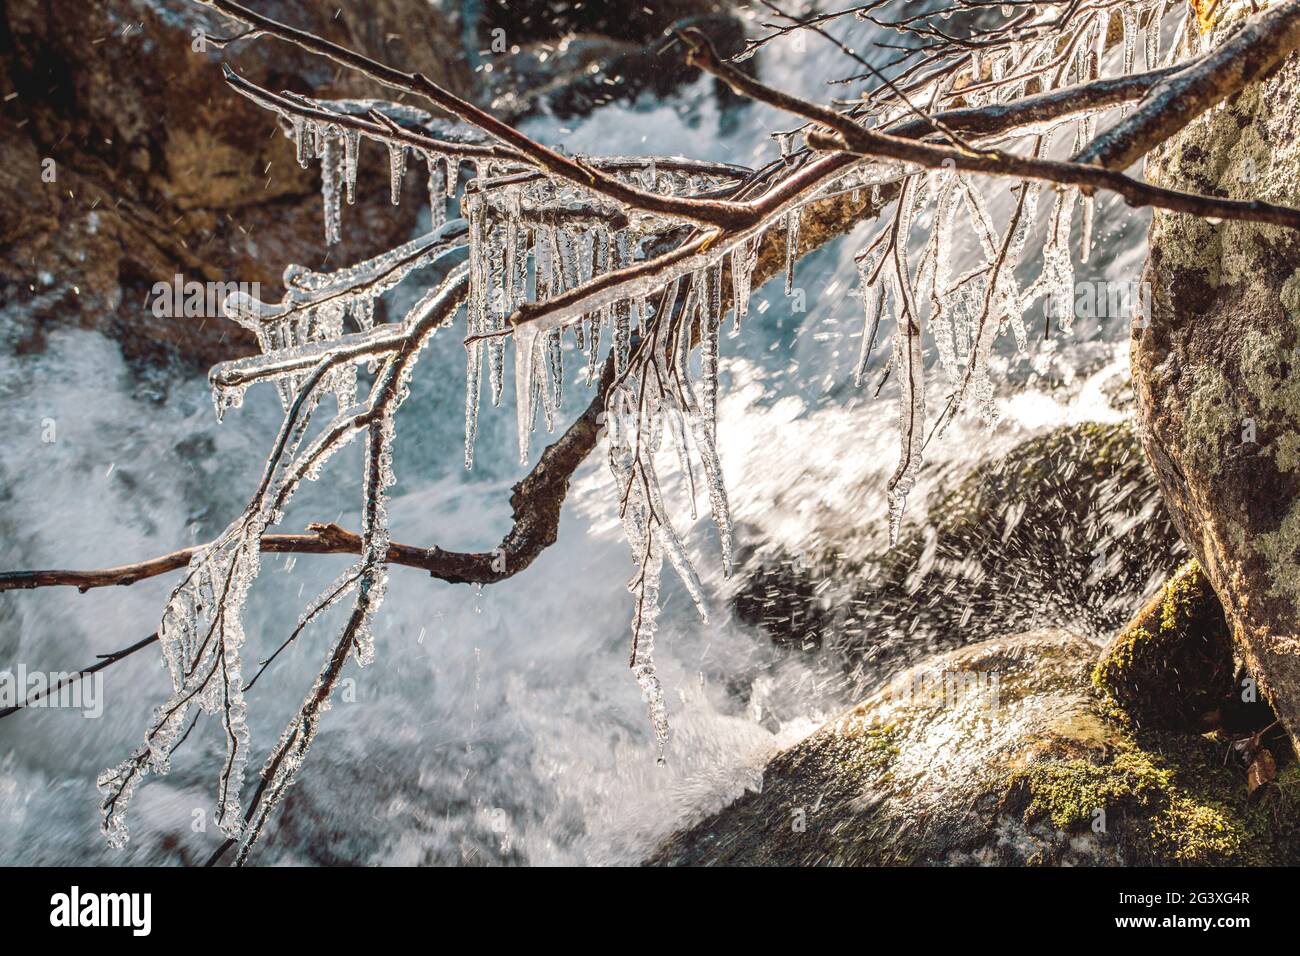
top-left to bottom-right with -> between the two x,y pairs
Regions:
320,129 -> 342,246
696,262 -> 724,447
1024,187 -> 1078,334
444,155 -> 459,197
683,401 -> 733,578
1092,10 -> 1108,79
1080,193 -> 1095,263
556,228 -> 580,293
545,328 -> 563,430
1001,162 -> 1045,354
629,526 -> 668,766
1145,8 -> 1161,72
784,207 -> 801,296
343,129 -> 359,205
730,240 -> 754,331
350,295 -> 375,332
497,208 -> 527,404
484,224 -> 507,408
612,232 -> 633,374
1121,6 -> 1138,75
425,152 -> 446,229
585,226 -> 611,387
465,191 -> 486,467
293,116 -> 309,169
608,408 -> 671,762
854,255 -> 885,387
666,403 -> 697,521
513,320 -> 540,464
388,142 -> 407,206
886,308 -> 926,546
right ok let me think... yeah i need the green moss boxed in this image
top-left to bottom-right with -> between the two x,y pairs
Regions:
1017,742 -> 1171,830
1275,432 -> 1300,474
653,630 -> 1299,867
1256,502 -> 1300,609
1179,366 -> 1238,480
1012,724 -> 1300,866
1240,329 -> 1300,431
1151,795 -> 1244,864
1280,268 -> 1300,321
822,719 -> 900,782
1147,72 -> 1296,290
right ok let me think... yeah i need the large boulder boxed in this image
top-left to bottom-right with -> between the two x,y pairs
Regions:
1135,11 -> 1300,754
650,629 -> 1300,866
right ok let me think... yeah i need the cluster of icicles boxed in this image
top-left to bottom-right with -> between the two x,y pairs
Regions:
97,0 -> 1184,856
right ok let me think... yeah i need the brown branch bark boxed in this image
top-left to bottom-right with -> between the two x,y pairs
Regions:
0,141 -> 894,733
0,633 -> 159,720
0,365 -> 613,594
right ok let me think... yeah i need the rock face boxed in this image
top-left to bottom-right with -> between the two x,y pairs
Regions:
650,629 -> 1300,866
1092,560 -> 1235,731
0,0 -> 468,367
1135,16 -> 1300,754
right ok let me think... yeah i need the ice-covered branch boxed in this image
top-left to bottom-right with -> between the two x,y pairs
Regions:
42,0 -> 1297,864
680,26 -> 1300,231
194,0 -> 755,228
1075,0 -> 1300,170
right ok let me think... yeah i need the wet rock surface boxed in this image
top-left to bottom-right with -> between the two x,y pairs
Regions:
651,628 -> 1300,866
0,0 -> 746,369
0,0 -> 471,368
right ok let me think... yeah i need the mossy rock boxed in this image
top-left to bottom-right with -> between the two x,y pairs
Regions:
918,422 -> 1181,633
1136,10 -> 1300,756
733,421 -> 1183,684
649,630 -> 1300,866
1092,560 -> 1235,731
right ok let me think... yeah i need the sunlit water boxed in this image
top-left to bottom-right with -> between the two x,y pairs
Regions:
0,7 -> 1151,865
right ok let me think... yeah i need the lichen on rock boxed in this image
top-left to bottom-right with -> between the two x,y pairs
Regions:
1136,1 -> 1300,755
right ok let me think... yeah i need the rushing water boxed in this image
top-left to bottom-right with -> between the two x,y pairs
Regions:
0,6 -> 1153,865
